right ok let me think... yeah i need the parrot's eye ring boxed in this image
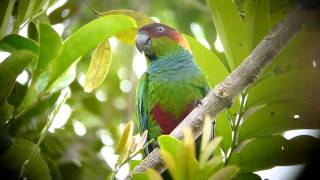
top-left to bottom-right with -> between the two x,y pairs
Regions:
157,26 -> 165,32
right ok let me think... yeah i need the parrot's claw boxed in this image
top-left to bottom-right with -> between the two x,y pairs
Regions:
153,141 -> 160,149
193,100 -> 202,108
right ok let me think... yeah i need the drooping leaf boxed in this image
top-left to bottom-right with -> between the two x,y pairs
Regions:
229,135 -> 320,173
0,50 -> 36,105
185,35 -> 229,86
46,15 -> 136,91
116,121 -> 134,166
239,101 -> 320,142
207,0 -> 249,69
209,165 -> 239,180
84,40 -> 111,92
247,70 -> 320,107
101,10 -> 155,44
37,23 -> 62,75
244,0 -> 270,49
0,34 -> 39,54
0,138 -> 51,180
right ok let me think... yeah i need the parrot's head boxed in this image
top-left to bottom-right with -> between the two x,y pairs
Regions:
135,23 -> 191,60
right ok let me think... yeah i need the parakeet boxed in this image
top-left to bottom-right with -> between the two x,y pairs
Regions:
135,23 -> 211,154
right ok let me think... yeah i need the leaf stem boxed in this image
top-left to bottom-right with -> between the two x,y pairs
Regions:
225,91 -> 247,164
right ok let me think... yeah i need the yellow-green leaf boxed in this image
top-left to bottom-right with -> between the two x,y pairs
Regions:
84,40 -> 112,92
199,137 -> 222,168
209,165 -> 239,180
201,116 -> 212,152
116,121 -> 134,162
160,150 -> 177,179
146,169 -> 163,180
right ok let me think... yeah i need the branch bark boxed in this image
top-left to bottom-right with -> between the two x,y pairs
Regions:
128,4 -> 318,178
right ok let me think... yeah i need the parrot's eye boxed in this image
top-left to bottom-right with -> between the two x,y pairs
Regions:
157,26 -> 165,32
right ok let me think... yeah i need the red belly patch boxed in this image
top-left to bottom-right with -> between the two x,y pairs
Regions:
152,103 -> 194,134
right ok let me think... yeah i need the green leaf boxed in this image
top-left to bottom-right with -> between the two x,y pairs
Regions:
244,0 -> 270,49
199,137 -> 222,167
17,0 -> 36,26
27,21 -> 39,42
239,101 -> 320,141
0,138 -> 51,180
37,23 -> 62,75
129,160 -> 142,171
207,0 -> 249,69
232,173 -> 261,180
215,111 -> 232,153
0,34 -> 39,54
84,40 -> 111,92
46,15 -> 136,91
0,0 -> 15,39
209,165 -> 239,180
158,135 -> 183,159
185,35 -> 229,86
0,50 -> 36,105
229,135 -> 320,173
247,70 -> 320,107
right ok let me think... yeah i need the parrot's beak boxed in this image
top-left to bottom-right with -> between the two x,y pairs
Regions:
136,31 -> 152,54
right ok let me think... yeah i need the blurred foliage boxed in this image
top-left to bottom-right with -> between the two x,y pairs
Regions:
0,0 -> 319,180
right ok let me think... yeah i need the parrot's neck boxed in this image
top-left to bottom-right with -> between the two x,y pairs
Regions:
147,48 -> 201,81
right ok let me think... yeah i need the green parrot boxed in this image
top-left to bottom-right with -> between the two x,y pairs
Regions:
135,23 -> 211,154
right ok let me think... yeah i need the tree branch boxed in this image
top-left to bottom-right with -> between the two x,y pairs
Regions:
128,4 -> 318,178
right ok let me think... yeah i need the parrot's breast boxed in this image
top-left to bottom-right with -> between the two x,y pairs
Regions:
146,51 -> 207,137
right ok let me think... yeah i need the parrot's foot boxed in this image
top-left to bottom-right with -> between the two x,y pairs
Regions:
193,100 -> 202,108
153,141 -> 160,149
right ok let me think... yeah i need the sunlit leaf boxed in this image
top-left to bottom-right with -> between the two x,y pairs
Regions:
229,135 -> 320,173
116,121 -> 134,166
209,165 -> 239,180
0,138 -> 51,180
239,101 -> 320,142
160,149 -> 178,179
199,137 -> 222,167
46,15 -> 136,92
101,10 -> 155,44
146,169 -> 163,180
158,135 -> 183,159
201,116 -> 212,152
134,130 -> 148,153
0,50 -> 36,105
207,0 -> 249,69
84,40 -> 111,92
0,34 -> 39,54
37,23 -> 63,75
185,35 -> 229,86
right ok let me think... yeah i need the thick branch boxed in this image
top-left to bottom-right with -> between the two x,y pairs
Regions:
129,4 -> 318,178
